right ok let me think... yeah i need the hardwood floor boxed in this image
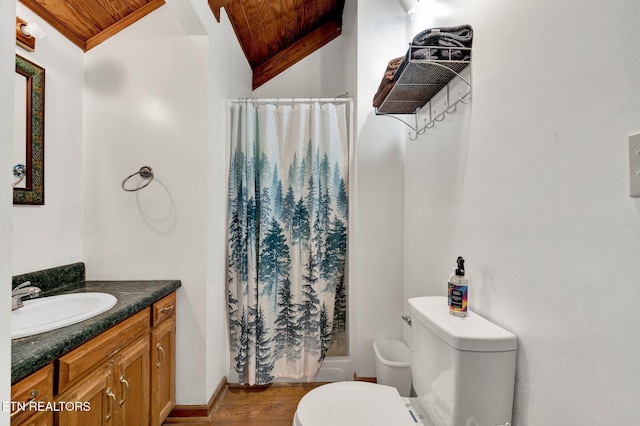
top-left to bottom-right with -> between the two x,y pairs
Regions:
210,383 -> 326,426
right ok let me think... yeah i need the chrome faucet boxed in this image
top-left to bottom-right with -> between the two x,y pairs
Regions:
12,281 -> 41,310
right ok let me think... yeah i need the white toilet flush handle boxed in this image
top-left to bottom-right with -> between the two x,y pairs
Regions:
401,314 -> 412,326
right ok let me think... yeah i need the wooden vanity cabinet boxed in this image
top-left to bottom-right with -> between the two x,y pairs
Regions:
10,364 -> 54,426
12,290 -> 177,426
150,293 -> 176,426
56,336 -> 150,426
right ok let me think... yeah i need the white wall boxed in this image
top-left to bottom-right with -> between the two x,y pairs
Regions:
1,2 -> 16,425
189,0 -> 253,400
82,3 -> 251,405
353,0 -> 406,376
405,0 -> 640,424
252,36 -> 348,98
12,4 -> 84,274
82,6 -> 208,405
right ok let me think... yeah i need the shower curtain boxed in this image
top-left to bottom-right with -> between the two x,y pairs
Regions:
227,101 -> 349,385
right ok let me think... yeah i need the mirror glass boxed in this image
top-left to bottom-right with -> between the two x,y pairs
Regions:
14,55 -> 45,205
14,73 -> 27,189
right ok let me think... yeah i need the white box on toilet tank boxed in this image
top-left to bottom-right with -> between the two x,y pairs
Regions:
408,297 -> 517,426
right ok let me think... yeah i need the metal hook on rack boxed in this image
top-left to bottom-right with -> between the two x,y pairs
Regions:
379,83 -> 471,139
445,101 -> 457,114
459,89 -> 471,104
407,91 -> 471,138
445,86 -> 457,114
408,115 -> 426,141
430,103 -> 446,122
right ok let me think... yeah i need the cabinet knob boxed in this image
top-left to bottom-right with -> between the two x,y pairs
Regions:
10,389 -> 39,418
160,304 -> 174,314
28,389 -> 38,401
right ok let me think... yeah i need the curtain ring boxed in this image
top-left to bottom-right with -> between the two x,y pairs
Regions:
122,166 -> 154,192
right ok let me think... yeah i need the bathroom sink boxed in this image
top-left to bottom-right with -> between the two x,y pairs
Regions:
11,292 -> 117,339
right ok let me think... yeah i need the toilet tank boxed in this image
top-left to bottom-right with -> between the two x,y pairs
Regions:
408,297 -> 517,426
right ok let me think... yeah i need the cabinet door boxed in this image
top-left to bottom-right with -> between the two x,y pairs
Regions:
150,314 -> 175,426
115,335 -> 150,426
56,364 -> 115,426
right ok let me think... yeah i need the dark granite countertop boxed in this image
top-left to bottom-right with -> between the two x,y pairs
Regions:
11,279 -> 181,384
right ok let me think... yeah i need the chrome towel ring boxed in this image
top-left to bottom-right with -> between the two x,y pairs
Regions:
122,166 -> 154,192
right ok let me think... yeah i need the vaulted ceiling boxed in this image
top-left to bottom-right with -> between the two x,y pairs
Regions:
18,0 -> 166,52
208,0 -> 346,89
17,0 -> 346,88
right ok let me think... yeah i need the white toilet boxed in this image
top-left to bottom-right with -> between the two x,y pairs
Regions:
293,296 -> 517,426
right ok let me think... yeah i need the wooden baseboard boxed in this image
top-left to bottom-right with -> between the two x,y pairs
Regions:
227,381 -> 330,390
353,372 -> 377,383
163,377 -> 228,425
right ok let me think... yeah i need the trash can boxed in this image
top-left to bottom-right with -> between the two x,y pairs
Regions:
373,339 -> 411,397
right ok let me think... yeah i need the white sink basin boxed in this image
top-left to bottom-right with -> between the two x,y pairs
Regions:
11,292 -> 117,339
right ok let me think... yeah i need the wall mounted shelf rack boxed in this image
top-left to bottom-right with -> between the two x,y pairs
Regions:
375,46 -> 471,138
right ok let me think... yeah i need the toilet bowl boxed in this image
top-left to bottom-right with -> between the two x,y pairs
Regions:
293,297 -> 517,426
293,381 -> 422,426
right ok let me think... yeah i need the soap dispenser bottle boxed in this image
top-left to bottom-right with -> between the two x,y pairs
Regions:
448,256 -> 468,317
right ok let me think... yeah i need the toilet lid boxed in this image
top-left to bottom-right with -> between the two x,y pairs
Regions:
294,382 -> 416,426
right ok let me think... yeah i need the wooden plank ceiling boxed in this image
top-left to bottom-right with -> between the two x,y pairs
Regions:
209,0 -> 346,89
19,0 -> 165,52
18,0 -> 346,88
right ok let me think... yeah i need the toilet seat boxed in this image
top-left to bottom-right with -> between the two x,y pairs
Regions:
293,382 -> 417,426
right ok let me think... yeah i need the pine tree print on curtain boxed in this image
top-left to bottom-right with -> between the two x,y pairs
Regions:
227,101 -> 349,385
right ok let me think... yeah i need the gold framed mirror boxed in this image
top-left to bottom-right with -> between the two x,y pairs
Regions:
14,54 -> 45,205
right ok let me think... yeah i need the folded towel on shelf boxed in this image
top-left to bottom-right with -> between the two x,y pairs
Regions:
372,56 -> 404,108
372,81 -> 394,109
394,25 -> 473,80
412,25 -> 473,49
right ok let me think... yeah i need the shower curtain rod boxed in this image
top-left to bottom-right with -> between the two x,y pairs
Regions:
229,96 -> 351,104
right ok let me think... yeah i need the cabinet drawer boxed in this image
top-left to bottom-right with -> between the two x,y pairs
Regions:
152,293 -> 176,326
11,364 -> 54,425
57,309 -> 150,394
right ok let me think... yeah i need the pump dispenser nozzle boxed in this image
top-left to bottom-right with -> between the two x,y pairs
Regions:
455,256 -> 465,276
